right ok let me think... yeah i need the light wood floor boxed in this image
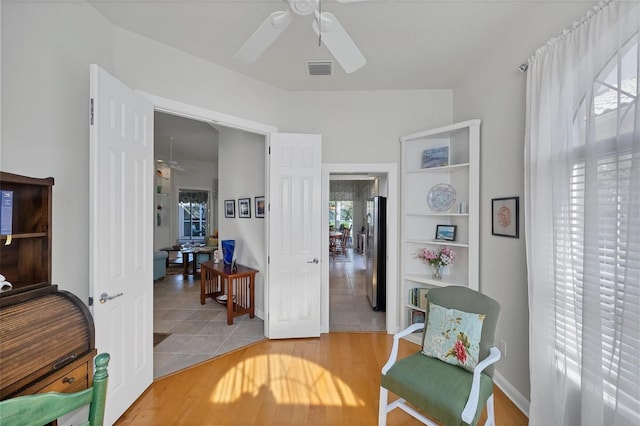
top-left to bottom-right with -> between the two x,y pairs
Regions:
115,332 -> 527,426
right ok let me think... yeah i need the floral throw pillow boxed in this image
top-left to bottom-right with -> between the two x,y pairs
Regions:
422,302 -> 486,372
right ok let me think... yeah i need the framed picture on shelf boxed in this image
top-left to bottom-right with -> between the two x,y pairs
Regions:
422,146 -> 449,168
435,224 -> 457,241
255,196 -> 265,218
238,198 -> 251,218
224,200 -> 235,218
492,196 -> 519,238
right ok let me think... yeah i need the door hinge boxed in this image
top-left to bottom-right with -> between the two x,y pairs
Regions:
88,296 -> 94,306
268,146 -> 271,155
268,256 -> 270,264
90,98 -> 94,126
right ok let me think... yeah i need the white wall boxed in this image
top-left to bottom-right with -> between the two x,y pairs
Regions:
280,90 -> 453,164
112,28 -> 283,129
452,1 -> 597,409
217,127 -> 266,316
1,2 -> 114,301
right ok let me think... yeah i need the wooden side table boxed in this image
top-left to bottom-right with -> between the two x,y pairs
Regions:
200,261 -> 258,325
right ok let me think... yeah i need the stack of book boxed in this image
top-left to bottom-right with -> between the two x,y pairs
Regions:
409,287 -> 429,309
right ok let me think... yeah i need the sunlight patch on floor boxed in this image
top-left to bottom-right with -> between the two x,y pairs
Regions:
209,353 -> 363,407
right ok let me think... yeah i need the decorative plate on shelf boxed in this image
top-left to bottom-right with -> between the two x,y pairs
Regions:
427,183 -> 456,212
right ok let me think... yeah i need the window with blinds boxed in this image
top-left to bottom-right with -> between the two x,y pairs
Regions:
554,35 -> 639,422
178,190 -> 208,242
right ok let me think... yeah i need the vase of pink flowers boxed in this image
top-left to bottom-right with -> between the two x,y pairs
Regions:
416,246 -> 456,280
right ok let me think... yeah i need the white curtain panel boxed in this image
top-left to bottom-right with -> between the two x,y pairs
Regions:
524,0 -> 640,425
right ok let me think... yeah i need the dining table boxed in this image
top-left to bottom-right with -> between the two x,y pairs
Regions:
181,247 -> 216,278
329,231 -> 343,257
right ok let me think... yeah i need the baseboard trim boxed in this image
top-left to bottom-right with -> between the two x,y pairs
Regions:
494,371 -> 530,418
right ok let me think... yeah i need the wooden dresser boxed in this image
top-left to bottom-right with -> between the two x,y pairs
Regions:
0,172 -> 97,400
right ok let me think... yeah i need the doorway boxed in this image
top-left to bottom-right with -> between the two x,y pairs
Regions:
321,164 -> 399,335
150,106 -> 272,378
328,177 -> 385,331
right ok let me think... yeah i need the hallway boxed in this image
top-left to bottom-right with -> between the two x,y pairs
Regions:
329,249 -> 386,332
153,248 -> 385,378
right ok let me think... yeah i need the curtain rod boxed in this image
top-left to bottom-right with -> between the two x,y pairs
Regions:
518,63 -> 529,73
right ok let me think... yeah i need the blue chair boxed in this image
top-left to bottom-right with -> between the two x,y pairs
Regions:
379,286 -> 501,426
0,353 -> 110,426
153,250 -> 168,280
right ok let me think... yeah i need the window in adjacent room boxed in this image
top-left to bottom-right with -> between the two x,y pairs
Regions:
178,189 -> 208,243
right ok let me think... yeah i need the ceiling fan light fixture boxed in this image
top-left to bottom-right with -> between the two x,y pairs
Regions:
306,60 -> 333,76
235,1 -> 365,73
291,0 -> 319,16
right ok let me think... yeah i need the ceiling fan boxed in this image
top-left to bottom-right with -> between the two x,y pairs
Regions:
234,0 -> 366,74
162,137 -> 187,172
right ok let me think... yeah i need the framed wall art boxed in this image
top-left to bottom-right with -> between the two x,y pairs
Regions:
435,224 -> 457,241
224,200 -> 235,218
238,198 -> 251,218
492,196 -> 519,238
422,146 -> 449,168
255,196 -> 265,218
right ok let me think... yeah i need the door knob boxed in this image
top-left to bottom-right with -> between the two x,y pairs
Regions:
306,258 -> 319,264
99,292 -> 124,304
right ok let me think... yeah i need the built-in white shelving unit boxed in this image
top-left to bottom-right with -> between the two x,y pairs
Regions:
399,119 -> 480,345
155,163 -> 171,227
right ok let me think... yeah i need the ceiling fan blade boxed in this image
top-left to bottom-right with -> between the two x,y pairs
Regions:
312,12 -> 365,74
167,162 -> 186,171
235,10 -> 292,63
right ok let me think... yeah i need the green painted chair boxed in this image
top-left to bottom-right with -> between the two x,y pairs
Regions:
379,286 -> 501,426
0,353 -> 110,426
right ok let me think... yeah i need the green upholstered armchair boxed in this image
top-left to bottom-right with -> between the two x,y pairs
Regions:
379,286 -> 501,426
0,353 -> 110,426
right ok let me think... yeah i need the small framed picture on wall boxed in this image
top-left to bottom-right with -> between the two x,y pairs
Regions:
492,196 -> 519,238
224,200 -> 235,218
238,198 -> 251,218
255,196 -> 265,218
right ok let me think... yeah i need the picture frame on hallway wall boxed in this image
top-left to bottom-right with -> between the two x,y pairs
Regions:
224,200 -> 235,218
255,196 -> 265,218
492,196 -> 519,238
238,198 -> 251,218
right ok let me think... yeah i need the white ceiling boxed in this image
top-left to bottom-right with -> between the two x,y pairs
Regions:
89,0 -> 595,91
91,0 -> 595,160
154,112 -> 219,165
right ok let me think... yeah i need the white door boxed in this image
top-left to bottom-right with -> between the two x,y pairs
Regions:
89,64 -> 154,425
268,133 -> 322,338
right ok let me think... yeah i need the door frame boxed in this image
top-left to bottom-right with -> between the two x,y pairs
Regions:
321,163 -> 399,334
137,91 -> 277,337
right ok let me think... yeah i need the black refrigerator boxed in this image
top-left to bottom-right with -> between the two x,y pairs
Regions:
366,196 -> 387,311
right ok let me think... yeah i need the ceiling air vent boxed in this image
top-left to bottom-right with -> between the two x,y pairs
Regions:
306,60 -> 333,76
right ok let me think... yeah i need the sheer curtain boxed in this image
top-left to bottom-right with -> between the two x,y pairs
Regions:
524,1 -> 640,425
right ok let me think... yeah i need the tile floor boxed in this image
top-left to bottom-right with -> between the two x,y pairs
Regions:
153,247 -> 385,378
